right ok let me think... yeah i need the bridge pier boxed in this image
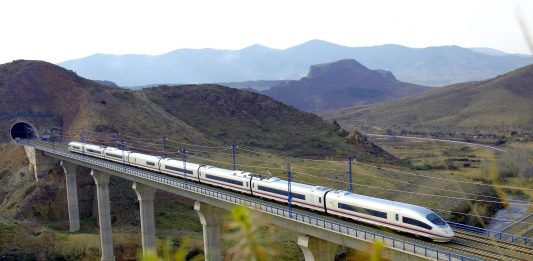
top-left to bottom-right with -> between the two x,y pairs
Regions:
91,170 -> 115,261
23,146 -> 57,181
298,234 -> 340,261
194,201 -> 222,261
132,182 -> 157,253
61,161 -> 80,232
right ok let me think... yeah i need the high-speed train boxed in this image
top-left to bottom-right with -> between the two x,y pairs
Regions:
68,141 -> 454,242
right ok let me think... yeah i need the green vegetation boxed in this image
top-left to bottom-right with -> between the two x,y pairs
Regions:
141,84 -> 394,162
155,202 -> 202,233
223,206 -> 276,261
138,237 -> 203,261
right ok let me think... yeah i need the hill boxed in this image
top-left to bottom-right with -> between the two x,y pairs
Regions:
0,60 -> 505,259
0,60 -> 206,144
0,60 -> 397,258
58,40 -> 532,87
0,60 -> 395,159
321,64 -> 533,135
261,59 -> 430,112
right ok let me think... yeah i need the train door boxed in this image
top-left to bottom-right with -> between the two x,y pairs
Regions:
197,166 -> 207,183
310,188 -> 326,211
394,208 -> 402,226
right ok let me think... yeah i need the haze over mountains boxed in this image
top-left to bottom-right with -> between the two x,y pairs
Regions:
262,59 -> 430,112
321,63 -> 533,134
58,40 -> 532,87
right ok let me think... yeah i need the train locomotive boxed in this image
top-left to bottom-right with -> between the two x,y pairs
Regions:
68,141 -> 454,242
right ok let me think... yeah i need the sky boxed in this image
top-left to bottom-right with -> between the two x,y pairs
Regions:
1,0 -> 532,64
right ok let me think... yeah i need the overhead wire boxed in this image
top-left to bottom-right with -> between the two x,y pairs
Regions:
65,139 -> 524,204
431,207 -> 533,226
31,138 -> 533,226
50,128 -> 533,192
187,154 -> 283,171
354,161 -> 533,191
291,170 -> 532,206
227,149 -> 533,204
239,145 -> 533,191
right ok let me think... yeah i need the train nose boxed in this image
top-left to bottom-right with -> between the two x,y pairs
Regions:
443,226 -> 454,238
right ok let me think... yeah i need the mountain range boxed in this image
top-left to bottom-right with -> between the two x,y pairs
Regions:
58,40 -> 532,87
321,63 -> 533,134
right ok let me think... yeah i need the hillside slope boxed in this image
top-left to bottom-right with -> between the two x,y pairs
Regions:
262,59 -> 430,112
0,60 -> 395,159
0,60 -> 397,258
58,40 -> 532,87
321,64 -> 533,134
0,60 -> 505,259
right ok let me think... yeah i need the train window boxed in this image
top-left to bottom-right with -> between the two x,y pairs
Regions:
426,213 -> 446,226
319,197 -> 321,203
106,153 -> 123,159
403,216 -> 432,230
73,146 -> 80,150
146,161 -> 155,166
165,165 -> 193,174
395,214 -> 399,221
338,203 -> 387,219
257,185 -> 306,200
246,182 -> 249,187
205,174 -> 243,186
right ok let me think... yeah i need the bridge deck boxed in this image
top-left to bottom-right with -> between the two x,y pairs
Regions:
18,139 -> 533,260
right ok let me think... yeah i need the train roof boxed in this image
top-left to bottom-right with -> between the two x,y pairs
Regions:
162,158 -> 200,168
254,176 -> 329,192
84,143 -> 106,149
129,151 -> 161,158
202,165 -> 253,178
332,190 -> 433,217
105,147 -> 132,154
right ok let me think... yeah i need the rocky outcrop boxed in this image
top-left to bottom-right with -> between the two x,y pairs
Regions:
263,59 -> 430,112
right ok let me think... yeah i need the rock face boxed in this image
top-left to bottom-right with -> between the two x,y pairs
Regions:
262,59 -> 430,112
0,143 -> 188,229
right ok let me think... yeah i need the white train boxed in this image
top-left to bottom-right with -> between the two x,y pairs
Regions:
68,141 -> 454,242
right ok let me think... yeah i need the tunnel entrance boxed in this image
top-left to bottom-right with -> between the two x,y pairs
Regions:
10,122 -> 39,141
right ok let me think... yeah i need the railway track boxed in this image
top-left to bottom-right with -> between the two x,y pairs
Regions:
455,231 -> 533,257
28,140 -> 533,261
364,224 -> 533,260
444,241 -> 525,261
332,217 -> 533,260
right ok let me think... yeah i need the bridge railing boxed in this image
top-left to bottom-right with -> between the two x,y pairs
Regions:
448,222 -> 531,246
20,139 -> 482,261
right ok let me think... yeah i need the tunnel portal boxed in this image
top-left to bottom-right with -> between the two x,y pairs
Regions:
10,121 -> 39,140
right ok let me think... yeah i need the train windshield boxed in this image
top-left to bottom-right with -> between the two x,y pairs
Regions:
426,213 -> 446,226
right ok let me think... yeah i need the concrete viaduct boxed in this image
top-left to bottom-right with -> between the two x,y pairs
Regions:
9,122 -> 475,261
